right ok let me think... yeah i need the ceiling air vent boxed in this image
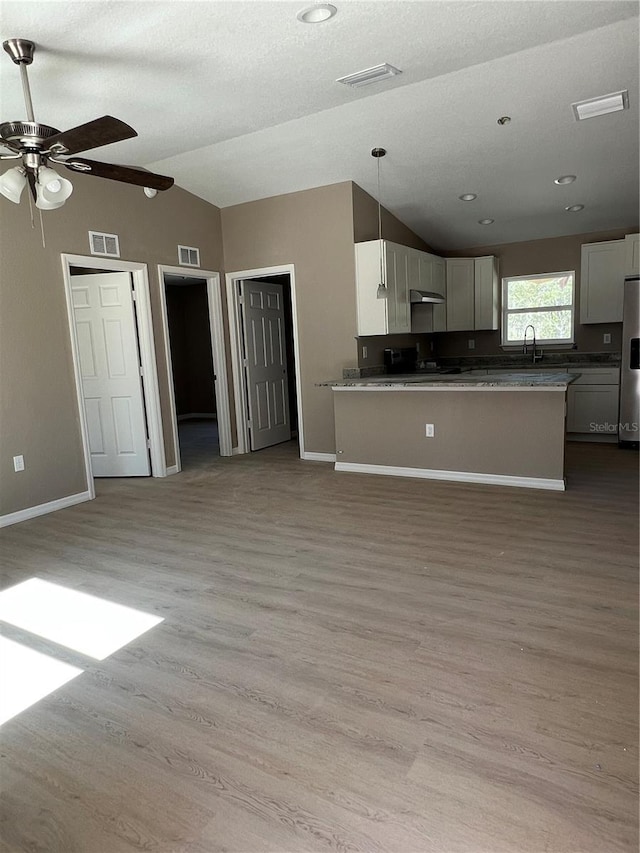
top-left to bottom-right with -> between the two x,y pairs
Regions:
178,245 -> 200,267
336,63 -> 402,88
88,231 -> 120,257
572,90 -> 629,121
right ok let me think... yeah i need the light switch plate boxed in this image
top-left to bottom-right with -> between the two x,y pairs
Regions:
603,333 -> 611,344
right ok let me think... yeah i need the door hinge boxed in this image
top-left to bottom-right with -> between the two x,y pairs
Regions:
146,438 -> 151,449
238,295 -> 245,305
139,365 -> 144,377
243,358 -> 248,368
247,420 -> 253,430
131,289 -> 137,301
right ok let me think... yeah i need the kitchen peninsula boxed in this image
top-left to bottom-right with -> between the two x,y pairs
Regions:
327,372 -> 578,491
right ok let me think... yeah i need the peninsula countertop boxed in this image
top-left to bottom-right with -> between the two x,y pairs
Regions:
321,371 -> 579,391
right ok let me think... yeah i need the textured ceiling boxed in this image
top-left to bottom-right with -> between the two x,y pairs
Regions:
1,1 -> 638,249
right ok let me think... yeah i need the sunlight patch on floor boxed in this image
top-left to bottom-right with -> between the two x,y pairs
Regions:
0,578 -> 164,660
0,636 -> 83,726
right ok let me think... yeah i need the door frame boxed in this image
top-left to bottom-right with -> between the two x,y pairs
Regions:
225,264 -> 305,457
157,265 -> 232,471
61,254 -> 166,489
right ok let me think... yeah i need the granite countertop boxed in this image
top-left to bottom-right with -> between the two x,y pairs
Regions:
324,371 -> 579,390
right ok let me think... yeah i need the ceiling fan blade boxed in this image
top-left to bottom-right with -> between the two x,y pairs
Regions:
45,116 -> 137,155
64,157 -> 174,191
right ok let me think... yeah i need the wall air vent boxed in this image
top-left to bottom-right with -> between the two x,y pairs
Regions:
336,63 -> 402,88
572,90 -> 629,121
89,231 -> 120,257
178,245 -> 200,267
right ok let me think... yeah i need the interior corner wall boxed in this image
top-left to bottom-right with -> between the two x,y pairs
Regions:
220,181 -> 358,455
0,179 -> 223,517
351,182 -> 434,251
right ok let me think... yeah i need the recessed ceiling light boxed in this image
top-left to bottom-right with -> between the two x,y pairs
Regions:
336,63 -> 402,88
478,218 -> 494,225
297,3 -> 337,23
458,193 -> 477,201
554,175 -> 577,185
565,204 -> 584,212
572,90 -> 629,121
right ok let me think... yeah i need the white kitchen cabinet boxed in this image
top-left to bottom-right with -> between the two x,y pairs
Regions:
580,240 -> 625,324
440,255 -> 498,332
431,256 -> 446,332
474,256 -> 499,330
566,367 -> 620,438
355,240 -> 411,335
625,233 -> 639,276
445,258 -> 475,331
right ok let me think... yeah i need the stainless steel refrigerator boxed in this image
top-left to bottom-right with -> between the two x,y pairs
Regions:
619,274 -> 639,447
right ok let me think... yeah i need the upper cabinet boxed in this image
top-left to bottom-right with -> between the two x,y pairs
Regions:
625,233 -> 639,277
355,241 -> 498,335
355,240 -> 443,336
580,240 -> 625,324
442,256 -> 499,332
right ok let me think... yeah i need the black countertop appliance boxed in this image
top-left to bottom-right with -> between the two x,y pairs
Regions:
384,347 -> 418,374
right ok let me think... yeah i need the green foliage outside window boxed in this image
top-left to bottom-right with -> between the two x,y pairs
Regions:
503,272 -> 575,344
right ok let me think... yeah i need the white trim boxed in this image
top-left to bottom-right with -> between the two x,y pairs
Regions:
157,265 -> 233,468
302,451 -> 336,462
61,254 -> 166,480
165,464 -> 179,476
335,462 -> 566,491
501,270 -> 575,347
331,384 -> 569,393
0,490 -> 93,529
225,264 -> 304,457
232,446 -> 242,455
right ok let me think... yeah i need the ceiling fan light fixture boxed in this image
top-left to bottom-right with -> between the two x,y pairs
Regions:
143,186 -> 158,199
0,165 -> 26,203
36,167 -> 73,208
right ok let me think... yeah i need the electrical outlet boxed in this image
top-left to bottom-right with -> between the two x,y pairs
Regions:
362,345 -> 368,359
13,455 -> 24,472
425,424 -> 435,438
603,333 -> 611,344
468,339 -> 475,350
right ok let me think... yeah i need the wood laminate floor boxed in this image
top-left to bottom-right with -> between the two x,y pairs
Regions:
0,442 -> 638,853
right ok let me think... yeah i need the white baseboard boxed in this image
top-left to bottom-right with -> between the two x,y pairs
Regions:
165,464 -> 180,476
177,413 -> 217,422
232,446 -> 243,455
334,462 -> 565,491
302,451 -> 337,463
0,490 -> 94,529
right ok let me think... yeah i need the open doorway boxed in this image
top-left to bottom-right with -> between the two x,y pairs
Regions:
164,275 -> 218,469
157,265 -> 232,473
226,265 -> 302,456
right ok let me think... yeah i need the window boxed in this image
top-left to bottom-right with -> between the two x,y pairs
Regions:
501,271 -> 575,346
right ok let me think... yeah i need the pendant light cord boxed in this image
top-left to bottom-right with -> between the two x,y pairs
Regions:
377,154 -> 384,286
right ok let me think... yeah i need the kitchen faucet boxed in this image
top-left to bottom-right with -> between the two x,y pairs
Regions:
523,324 -> 543,363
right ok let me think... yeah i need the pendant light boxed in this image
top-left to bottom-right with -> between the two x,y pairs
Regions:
371,147 -> 387,299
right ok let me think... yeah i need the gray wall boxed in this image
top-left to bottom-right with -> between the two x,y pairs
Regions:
0,177 -> 224,516
334,388 -> 567,481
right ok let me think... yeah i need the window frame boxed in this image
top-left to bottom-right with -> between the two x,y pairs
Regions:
501,270 -> 576,348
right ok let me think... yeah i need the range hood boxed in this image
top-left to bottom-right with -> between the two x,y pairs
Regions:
410,289 -> 445,304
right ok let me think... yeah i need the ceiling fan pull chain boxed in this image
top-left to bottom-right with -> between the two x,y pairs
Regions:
38,207 -> 46,248
27,185 -> 35,229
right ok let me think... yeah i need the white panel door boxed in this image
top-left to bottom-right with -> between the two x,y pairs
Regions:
71,273 -> 150,476
241,280 -> 292,451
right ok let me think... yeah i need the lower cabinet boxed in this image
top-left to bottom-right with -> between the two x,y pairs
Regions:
566,368 -> 620,438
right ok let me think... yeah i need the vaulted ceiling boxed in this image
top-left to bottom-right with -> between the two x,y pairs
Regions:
1,1 -> 638,249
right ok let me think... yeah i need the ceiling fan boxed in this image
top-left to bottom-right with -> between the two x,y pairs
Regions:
0,38 -> 174,209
